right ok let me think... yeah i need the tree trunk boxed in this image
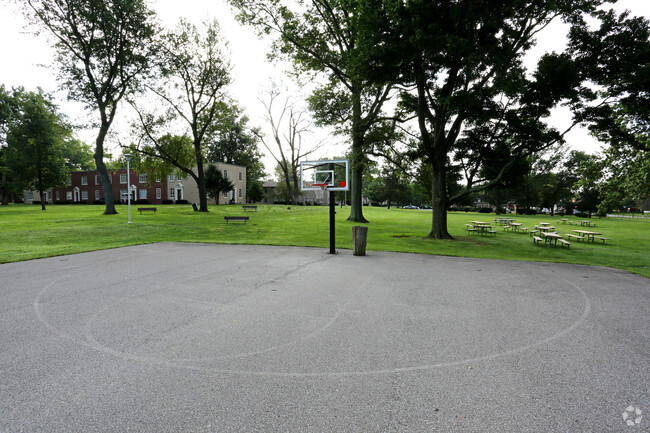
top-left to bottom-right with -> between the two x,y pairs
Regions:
428,158 -> 452,239
194,149 -> 208,212
347,85 -> 368,223
95,125 -> 116,215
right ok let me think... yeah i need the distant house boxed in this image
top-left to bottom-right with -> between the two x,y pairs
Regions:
22,162 -> 246,205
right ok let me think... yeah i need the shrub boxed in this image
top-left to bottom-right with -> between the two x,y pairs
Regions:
478,208 -> 491,213
162,199 -> 173,204
176,199 -> 188,204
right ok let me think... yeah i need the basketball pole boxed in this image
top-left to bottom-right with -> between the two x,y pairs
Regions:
329,163 -> 336,254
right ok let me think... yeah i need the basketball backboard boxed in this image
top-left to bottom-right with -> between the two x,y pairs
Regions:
300,159 -> 349,191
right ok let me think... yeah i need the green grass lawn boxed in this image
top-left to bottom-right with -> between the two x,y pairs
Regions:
1,203 -> 648,279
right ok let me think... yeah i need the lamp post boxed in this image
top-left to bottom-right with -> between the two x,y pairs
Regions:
125,153 -> 132,224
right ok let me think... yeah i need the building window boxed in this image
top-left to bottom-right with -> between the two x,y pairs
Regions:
238,188 -> 242,198
81,190 -> 88,200
81,176 -> 88,185
223,169 -> 227,177
120,174 -> 127,184
155,178 -> 160,183
95,190 -> 99,200
239,171 -> 243,181
56,191 -> 60,200
28,191 -> 34,200
177,175 -> 183,181
170,189 -> 175,199
223,191 -> 228,198
139,189 -> 147,200
95,175 -> 99,185
66,191 -> 72,200
139,173 -> 147,183
169,174 -> 175,181
156,188 -> 161,199
120,190 -> 128,201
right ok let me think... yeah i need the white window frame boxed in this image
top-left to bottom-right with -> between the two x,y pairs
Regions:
139,173 -> 147,183
81,190 -> 88,200
139,189 -> 147,200
81,176 -> 88,185
170,189 -> 175,199
66,191 -> 72,200
120,174 -> 127,184
95,175 -> 99,185
238,188 -> 242,198
239,171 -> 243,181
156,188 -> 161,199
168,174 -> 175,181
95,190 -> 99,200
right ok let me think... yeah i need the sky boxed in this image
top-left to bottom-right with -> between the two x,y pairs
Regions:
1,0 -> 649,177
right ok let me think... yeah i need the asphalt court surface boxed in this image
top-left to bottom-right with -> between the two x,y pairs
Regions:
1,242 -> 648,432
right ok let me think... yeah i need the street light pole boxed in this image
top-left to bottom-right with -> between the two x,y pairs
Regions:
125,153 -> 132,224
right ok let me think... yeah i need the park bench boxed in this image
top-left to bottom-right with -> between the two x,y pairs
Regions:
566,234 -> 584,241
242,205 -> 258,212
487,230 -> 497,236
224,216 -> 249,224
532,236 -> 543,245
529,230 -> 538,236
558,239 -> 571,249
137,207 -> 157,214
465,224 -> 477,235
596,237 -> 611,244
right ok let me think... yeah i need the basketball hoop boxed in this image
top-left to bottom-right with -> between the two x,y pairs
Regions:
312,183 -> 329,190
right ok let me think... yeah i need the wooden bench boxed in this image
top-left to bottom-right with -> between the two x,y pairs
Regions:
533,236 -> 543,245
137,207 -> 157,214
242,205 -> 258,212
487,230 -> 497,236
558,239 -> 571,249
566,234 -> 583,241
596,237 -> 610,244
224,216 -> 249,224
520,227 -> 529,233
503,225 -> 511,231
529,230 -> 538,236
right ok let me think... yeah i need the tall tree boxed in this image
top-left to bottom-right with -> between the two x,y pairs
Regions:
254,87 -> 323,205
363,0 -> 613,238
230,0 -> 393,222
24,0 -> 158,214
207,104 -> 267,203
130,19 -> 232,212
5,89 -> 70,210
205,164 -> 235,204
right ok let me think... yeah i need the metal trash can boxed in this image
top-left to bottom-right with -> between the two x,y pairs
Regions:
192,203 -> 198,211
352,226 -> 368,256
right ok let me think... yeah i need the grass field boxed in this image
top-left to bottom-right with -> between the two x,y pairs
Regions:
1,204 -> 648,279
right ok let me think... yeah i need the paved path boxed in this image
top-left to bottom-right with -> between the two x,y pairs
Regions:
1,243 -> 648,432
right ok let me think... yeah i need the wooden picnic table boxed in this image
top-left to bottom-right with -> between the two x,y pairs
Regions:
560,219 -> 568,224
508,222 -> 524,232
494,217 -> 515,225
470,221 -> 490,225
539,222 -> 551,226
536,225 -> 556,232
573,230 -> 602,243
579,220 -> 596,227
542,232 -> 563,247
471,224 -> 495,235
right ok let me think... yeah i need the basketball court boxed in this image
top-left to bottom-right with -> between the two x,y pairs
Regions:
1,242 -> 648,431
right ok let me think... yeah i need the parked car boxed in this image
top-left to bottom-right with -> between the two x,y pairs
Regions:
403,205 -> 419,209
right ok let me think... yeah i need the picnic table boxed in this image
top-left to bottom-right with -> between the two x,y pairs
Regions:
542,232 -> 571,248
471,223 -> 496,235
573,230 -> 602,243
559,219 -> 568,224
536,225 -> 556,233
539,222 -> 551,226
508,222 -> 525,232
579,220 -> 596,227
494,217 -> 515,225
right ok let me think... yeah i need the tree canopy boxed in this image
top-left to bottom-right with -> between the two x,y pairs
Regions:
24,0 -> 158,214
